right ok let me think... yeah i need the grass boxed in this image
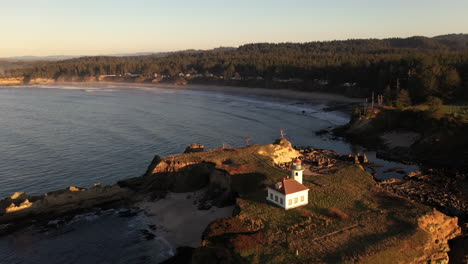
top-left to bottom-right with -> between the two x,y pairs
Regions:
203,161 -> 431,263
169,143 -> 434,263
401,103 -> 468,123
164,144 -> 291,195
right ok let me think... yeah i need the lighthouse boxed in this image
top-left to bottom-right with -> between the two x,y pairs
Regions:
291,159 -> 304,184
266,158 -> 309,210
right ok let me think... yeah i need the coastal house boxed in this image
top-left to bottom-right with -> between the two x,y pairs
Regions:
266,159 -> 309,210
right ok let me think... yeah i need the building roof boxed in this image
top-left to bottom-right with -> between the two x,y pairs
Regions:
294,159 -> 302,163
268,178 -> 309,195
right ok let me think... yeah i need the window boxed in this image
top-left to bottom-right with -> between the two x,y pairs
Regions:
270,193 -> 273,200
280,198 -> 283,205
294,197 -> 298,204
300,196 -> 304,202
295,172 -> 298,176
288,199 -> 292,205
275,195 -> 278,202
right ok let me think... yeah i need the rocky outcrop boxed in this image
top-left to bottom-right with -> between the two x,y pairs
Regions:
184,144 -> 205,153
335,107 -> 468,169
380,170 -> 467,222
145,160 -> 217,192
185,163 -> 463,264
258,138 -> 301,164
138,138 -> 300,196
414,210 -> 461,264
27,78 -> 55,84
0,77 -> 24,85
0,184 -> 133,232
0,139 -> 463,263
5,199 -> 33,213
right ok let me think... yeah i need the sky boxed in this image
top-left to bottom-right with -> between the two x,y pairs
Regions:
0,0 -> 467,57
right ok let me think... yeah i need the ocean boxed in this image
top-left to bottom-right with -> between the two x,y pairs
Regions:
0,84 -> 418,263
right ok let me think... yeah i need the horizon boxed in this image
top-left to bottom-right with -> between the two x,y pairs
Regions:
1,0 -> 468,57
0,32 -> 468,59
1,33 -> 466,60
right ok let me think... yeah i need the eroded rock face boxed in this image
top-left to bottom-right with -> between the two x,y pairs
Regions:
0,77 -> 24,85
152,160 -> 202,174
258,138 -> 301,164
147,160 -> 215,192
5,199 -> 33,213
0,185 -> 132,226
10,192 -> 26,200
380,170 -> 467,221
414,210 -> 461,264
184,144 -> 205,153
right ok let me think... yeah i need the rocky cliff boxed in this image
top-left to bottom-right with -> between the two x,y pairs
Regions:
336,107 -> 468,169
0,184 -> 133,235
136,140 -> 461,263
0,77 -> 24,85
0,139 -> 462,263
414,210 -> 461,264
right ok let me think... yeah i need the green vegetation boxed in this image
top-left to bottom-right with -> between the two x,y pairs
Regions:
344,103 -> 468,168
2,35 -> 468,102
211,164 -> 431,263
397,101 -> 468,123
176,142 -> 434,263
395,89 -> 412,108
425,96 -> 444,112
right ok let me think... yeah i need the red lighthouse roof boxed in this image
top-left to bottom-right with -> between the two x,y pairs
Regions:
268,178 -> 309,195
294,159 -> 302,163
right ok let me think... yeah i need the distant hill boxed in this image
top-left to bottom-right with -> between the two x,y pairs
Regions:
2,34 -> 467,102
0,47 -> 237,62
1,35 -> 466,62
0,55 -> 81,62
432,33 -> 468,50
238,34 -> 468,53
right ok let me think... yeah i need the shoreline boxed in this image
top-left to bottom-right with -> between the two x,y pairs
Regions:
137,189 -> 234,248
1,81 -> 361,104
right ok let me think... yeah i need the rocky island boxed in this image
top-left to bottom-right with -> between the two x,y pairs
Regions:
0,138 -> 463,263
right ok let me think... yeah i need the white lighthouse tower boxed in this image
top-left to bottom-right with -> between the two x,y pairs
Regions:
266,158 -> 309,210
291,159 -> 304,184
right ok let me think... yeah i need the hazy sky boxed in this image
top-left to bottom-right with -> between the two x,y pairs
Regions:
0,0 -> 467,57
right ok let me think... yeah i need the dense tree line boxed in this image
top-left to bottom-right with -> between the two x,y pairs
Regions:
3,34 -> 468,103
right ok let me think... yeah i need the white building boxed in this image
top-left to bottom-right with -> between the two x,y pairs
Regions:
266,159 -> 309,210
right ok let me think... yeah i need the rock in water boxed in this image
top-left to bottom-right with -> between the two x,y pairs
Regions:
184,144 -> 205,153
362,153 -> 369,163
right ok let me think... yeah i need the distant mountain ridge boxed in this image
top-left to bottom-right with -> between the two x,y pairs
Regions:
0,47 -> 237,62
1,34 -> 466,62
238,34 -> 468,53
2,33 -> 468,103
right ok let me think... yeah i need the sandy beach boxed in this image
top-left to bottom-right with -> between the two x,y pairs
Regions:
137,189 -> 234,248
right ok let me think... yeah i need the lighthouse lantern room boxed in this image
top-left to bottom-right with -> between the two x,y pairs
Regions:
292,159 -> 304,184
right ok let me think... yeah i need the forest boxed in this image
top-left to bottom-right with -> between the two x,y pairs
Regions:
2,34 -> 468,103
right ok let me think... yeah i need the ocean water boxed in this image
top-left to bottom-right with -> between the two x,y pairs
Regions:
0,85 -> 418,263
0,209 -> 173,264
0,85 -> 348,198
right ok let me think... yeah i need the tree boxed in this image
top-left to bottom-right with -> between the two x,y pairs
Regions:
351,105 -> 362,122
384,85 -> 393,106
439,67 -> 461,101
396,89 -> 412,108
3,38 -> 468,100
224,64 -> 235,79
425,96 -> 443,112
